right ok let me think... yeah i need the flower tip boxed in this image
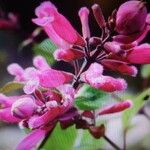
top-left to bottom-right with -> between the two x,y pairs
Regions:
78,7 -> 89,17
91,4 -> 99,10
124,100 -> 133,108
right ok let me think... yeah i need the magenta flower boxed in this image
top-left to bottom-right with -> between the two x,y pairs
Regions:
2,1 -> 150,149
114,0 -> 150,44
0,84 -> 75,150
7,56 -> 73,94
81,63 -> 127,92
32,1 -> 84,48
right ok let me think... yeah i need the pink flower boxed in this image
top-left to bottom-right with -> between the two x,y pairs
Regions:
54,48 -> 84,62
126,44 -> 150,64
0,94 -> 31,123
78,7 -> 90,39
7,56 -> 74,94
11,97 -> 37,119
15,127 -> 53,150
98,100 -> 132,115
32,1 -> 84,48
116,1 -> 147,35
0,84 -> 75,150
82,63 -> 127,92
101,59 -> 138,77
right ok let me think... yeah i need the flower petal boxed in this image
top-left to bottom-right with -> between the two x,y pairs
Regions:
127,43 -> 150,64
39,69 -> 73,88
101,59 -> 138,76
15,128 -> 53,150
54,48 -> 84,62
0,108 -> 20,123
98,100 -> 132,115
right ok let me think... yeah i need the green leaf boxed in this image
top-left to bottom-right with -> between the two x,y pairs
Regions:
0,82 -> 23,94
122,88 -> 150,128
75,84 -> 109,110
141,64 -> 150,78
74,129 -> 104,150
33,39 -> 57,64
42,124 -> 77,150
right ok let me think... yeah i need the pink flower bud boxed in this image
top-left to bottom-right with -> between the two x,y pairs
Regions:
127,43 -> 150,64
116,1 -> 147,35
101,59 -> 138,77
32,1 -> 84,48
11,98 -> 37,119
78,7 -> 90,39
92,4 -> 106,28
98,100 -> 132,115
54,48 -> 84,62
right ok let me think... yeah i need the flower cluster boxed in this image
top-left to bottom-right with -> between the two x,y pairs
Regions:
1,0 -> 150,149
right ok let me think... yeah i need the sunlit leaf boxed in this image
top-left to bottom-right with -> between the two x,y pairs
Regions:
0,82 -> 23,94
42,124 -> 77,150
75,84 -> 109,110
33,39 -> 57,64
73,129 -> 104,150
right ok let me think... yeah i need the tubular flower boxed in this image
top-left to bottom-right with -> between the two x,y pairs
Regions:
7,55 -> 73,94
32,1 -> 84,48
1,85 -> 75,150
81,63 -> 127,92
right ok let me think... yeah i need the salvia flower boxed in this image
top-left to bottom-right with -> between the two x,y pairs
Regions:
1,0 -> 150,149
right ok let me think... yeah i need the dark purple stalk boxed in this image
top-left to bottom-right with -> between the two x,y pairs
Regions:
103,135 -> 122,150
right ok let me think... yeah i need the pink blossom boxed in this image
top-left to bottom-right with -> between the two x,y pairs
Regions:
82,63 -> 127,92
101,59 -> 138,77
15,128 -> 53,150
32,1 -> 84,48
98,100 -> 132,115
54,48 -> 84,62
127,44 -> 150,64
7,56 -> 74,94
11,97 -> 37,119
78,7 -> 90,39
0,94 -> 30,123
39,69 -> 73,88
116,1 -> 147,35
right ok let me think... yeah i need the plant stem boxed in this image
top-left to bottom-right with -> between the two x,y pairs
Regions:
123,129 -> 127,150
103,135 -> 122,150
92,110 -> 96,126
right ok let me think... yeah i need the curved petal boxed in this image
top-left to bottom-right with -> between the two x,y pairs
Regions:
39,69 -> 73,88
101,59 -> 138,76
98,100 -> 132,115
0,108 -> 20,123
15,128 -> 53,150
127,43 -> 150,64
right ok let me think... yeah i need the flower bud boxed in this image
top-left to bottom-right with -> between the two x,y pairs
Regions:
11,98 -> 36,119
116,1 -> 147,35
98,100 -> 132,115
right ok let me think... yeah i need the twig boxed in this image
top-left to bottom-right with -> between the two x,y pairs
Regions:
103,135 -> 122,150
